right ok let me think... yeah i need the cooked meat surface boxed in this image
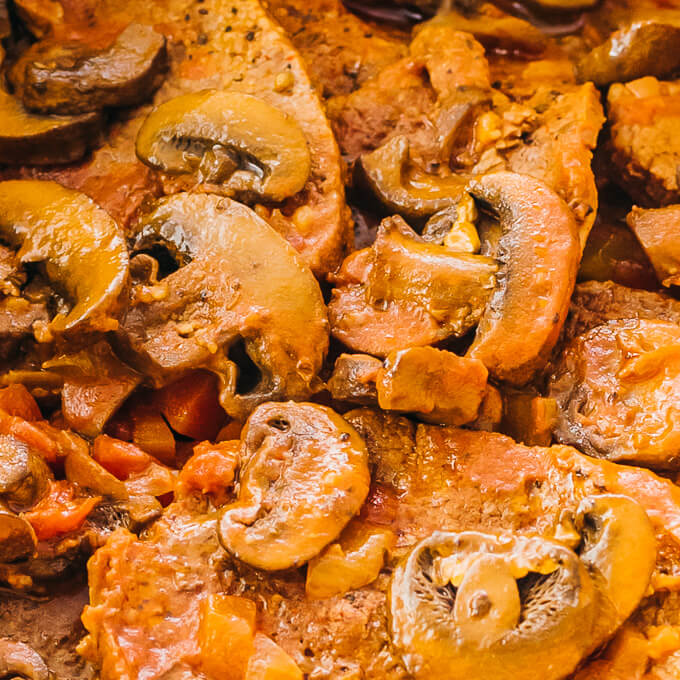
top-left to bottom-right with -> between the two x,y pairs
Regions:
8,0 -> 350,278
565,280 -> 680,340
265,0 -> 407,98
607,77 -> 680,207
550,318 -> 680,468
82,409 -> 680,679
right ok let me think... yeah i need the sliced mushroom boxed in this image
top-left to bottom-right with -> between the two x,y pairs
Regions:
218,402 -> 370,571
0,435 -> 51,508
389,531 -> 596,680
575,494 -> 655,635
329,215 -> 497,357
549,319 -> 680,468
421,5 -> 547,55
10,23 -> 167,115
327,353 -> 382,406
136,90 -> 311,202
117,193 -> 328,421
577,15 -> 680,86
466,172 -> 579,385
0,639 -> 50,680
0,180 -> 129,334
359,136 -> 470,218
0,504 -> 37,562
64,448 -> 128,501
0,89 -> 101,165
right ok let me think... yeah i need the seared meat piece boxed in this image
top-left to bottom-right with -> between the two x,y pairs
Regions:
0,578 -> 95,680
265,0 -> 407,97
549,318 -> 680,469
565,280 -> 680,340
82,408 -> 680,679
10,0 -> 350,278
503,84 -> 604,248
627,204 -> 680,287
607,77 -> 680,207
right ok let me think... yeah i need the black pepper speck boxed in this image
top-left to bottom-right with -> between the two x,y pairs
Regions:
246,30 -> 254,41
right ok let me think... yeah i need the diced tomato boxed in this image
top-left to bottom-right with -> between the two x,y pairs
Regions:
246,634 -> 303,680
24,480 -> 100,541
159,371 -> 226,440
178,441 -> 240,504
197,595 -> 257,680
0,410 -> 59,463
93,435 -> 153,480
0,384 -> 42,420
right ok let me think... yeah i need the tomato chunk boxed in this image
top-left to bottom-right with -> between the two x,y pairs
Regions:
160,371 -> 226,440
0,384 -> 42,420
178,441 -> 240,504
24,480 -> 100,541
93,435 -> 153,480
197,594 -> 257,680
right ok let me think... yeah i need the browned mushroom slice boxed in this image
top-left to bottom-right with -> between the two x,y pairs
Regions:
117,193 -> 328,421
577,16 -> 680,87
329,215 -> 497,357
0,504 -> 37,562
218,402 -> 370,570
0,180 -> 129,334
359,135 -> 471,218
626,204 -> 680,287
136,90 -> 311,203
0,89 -> 101,165
466,172 -> 580,385
0,435 -> 51,508
0,639 -> 50,680
607,78 -> 680,207
575,494 -> 656,636
10,23 -> 167,115
376,346 -> 488,426
389,531 -> 596,680
549,318 -> 680,469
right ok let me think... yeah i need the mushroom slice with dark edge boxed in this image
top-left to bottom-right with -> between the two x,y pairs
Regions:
0,89 -> 101,165
0,504 -> 37,562
0,639 -> 50,680
549,318 -> 680,469
329,215 -> 497,357
0,180 -> 129,334
359,135 -> 470,218
117,193 -> 328,421
135,90 -> 311,202
577,13 -> 680,87
466,172 -> 580,386
575,494 -> 656,638
9,23 -> 168,115
389,531 -> 596,680
0,434 -> 51,508
218,401 -> 370,570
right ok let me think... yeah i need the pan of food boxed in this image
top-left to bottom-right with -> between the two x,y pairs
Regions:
1,0 -> 680,677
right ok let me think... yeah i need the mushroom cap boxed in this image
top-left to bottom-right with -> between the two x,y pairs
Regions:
0,180 -> 129,334
389,531 -> 596,680
218,401 -> 370,571
118,193 -> 328,421
136,90 -> 311,202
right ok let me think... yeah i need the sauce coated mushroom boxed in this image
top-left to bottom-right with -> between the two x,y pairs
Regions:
466,172 -> 580,385
118,193 -> 328,420
10,23 -> 168,115
0,90 -> 101,165
0,180 -> 129,334
136,90 -> 311,202
218,402 -> 370,570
